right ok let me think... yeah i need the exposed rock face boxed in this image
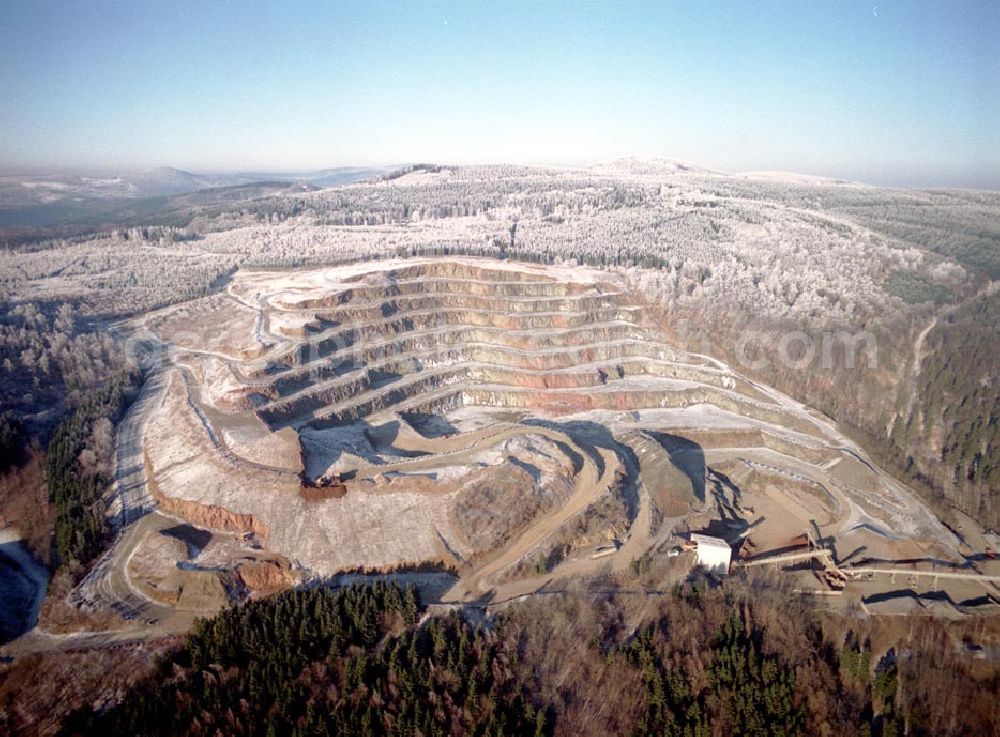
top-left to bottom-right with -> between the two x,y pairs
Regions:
143,447 -> 270,540
235,558 -> 297,597
624,431 -> 699,518
133,258 -> 961,588
298,478 -> 347,501
153,492 -> 270,540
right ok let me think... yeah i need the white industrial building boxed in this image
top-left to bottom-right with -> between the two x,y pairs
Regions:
689,533 -> 732,573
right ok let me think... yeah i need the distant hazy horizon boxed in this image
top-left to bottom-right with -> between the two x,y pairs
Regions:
3,158 -> 1000,193
2,0 -> 998,189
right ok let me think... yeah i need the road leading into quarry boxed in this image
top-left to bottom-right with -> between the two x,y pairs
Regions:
77,369 -> 207,629
2,371 -> 202,659
444,446 -> 620,602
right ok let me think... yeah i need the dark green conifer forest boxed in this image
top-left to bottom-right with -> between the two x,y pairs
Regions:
45,368 -> 141,571
58,581 -> 1000,737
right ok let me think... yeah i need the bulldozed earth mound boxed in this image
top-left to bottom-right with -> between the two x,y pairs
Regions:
90,258 -> 967,614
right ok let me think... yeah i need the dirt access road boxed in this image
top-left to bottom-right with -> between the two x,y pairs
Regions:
444,446 -> 620,602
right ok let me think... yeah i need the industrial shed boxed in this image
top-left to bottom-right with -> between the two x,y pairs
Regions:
689,533 -> 732,573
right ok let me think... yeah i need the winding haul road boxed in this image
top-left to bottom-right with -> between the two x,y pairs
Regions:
74,369 -> 200,631
443,446 -> 621,602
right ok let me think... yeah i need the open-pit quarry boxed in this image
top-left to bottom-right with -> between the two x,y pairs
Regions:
75,258 -> 998,626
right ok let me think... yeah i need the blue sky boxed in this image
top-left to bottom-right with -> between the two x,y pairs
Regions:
1,0 -> 997,187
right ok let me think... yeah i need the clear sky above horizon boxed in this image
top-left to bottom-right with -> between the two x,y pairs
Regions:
1,0 -> 998,188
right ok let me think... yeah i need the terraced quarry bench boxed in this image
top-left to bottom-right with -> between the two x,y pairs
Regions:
83,257 -> 969,619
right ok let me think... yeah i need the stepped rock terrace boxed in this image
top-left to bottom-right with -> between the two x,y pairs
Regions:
84,258 -> 975,619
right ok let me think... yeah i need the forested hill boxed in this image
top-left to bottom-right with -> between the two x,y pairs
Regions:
61,583 -> 543,737
56,581 -> 1000,737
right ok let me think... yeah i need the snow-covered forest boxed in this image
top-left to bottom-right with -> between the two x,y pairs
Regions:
1,161 -> 997,524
